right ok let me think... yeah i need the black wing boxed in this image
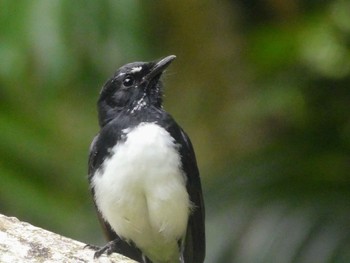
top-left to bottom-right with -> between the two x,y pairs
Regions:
166,123 -> 206,263
88,133 -> 144,262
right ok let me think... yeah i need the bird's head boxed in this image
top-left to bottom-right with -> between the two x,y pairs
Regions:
97,55 -> 176,127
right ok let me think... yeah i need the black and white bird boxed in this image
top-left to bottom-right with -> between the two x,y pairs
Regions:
88,55 -> 205,263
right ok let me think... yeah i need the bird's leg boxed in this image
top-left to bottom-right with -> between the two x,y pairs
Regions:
84,238 -> 120,258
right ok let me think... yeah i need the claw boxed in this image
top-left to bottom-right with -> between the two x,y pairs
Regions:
94,246 -> 109,258
86,238 -> 120,258
84,244 -> 100,251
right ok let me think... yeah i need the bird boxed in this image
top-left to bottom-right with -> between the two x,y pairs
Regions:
87,55 -> 205,263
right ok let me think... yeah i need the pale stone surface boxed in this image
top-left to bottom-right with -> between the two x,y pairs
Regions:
0,214 -> 137,263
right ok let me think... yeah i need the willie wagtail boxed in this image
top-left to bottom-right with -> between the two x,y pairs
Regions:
88,55 -> 205,263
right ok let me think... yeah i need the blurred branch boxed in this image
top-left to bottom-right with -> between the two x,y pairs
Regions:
0,214 -> 135,263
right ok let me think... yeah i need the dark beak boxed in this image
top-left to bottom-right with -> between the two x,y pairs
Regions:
143,55 -> 176,83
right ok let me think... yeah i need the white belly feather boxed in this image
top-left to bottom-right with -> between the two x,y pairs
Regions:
92,123 -> 190,262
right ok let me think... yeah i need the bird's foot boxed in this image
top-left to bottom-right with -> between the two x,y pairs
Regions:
84,243 -> 100,250
85,239 -> 120,258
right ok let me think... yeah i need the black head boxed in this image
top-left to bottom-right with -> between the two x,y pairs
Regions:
98,55 -> 176,127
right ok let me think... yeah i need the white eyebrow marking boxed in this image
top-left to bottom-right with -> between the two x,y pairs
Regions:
130,66 -> 142,73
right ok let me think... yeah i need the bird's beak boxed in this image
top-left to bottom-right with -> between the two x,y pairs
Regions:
142,55 -> 176,83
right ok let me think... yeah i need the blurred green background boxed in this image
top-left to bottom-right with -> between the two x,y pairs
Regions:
1,1 -> 350,262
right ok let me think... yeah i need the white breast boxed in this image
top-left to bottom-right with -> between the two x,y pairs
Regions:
92,122 -> 190,262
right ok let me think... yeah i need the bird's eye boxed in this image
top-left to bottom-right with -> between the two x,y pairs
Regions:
123,76 -> 134,87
